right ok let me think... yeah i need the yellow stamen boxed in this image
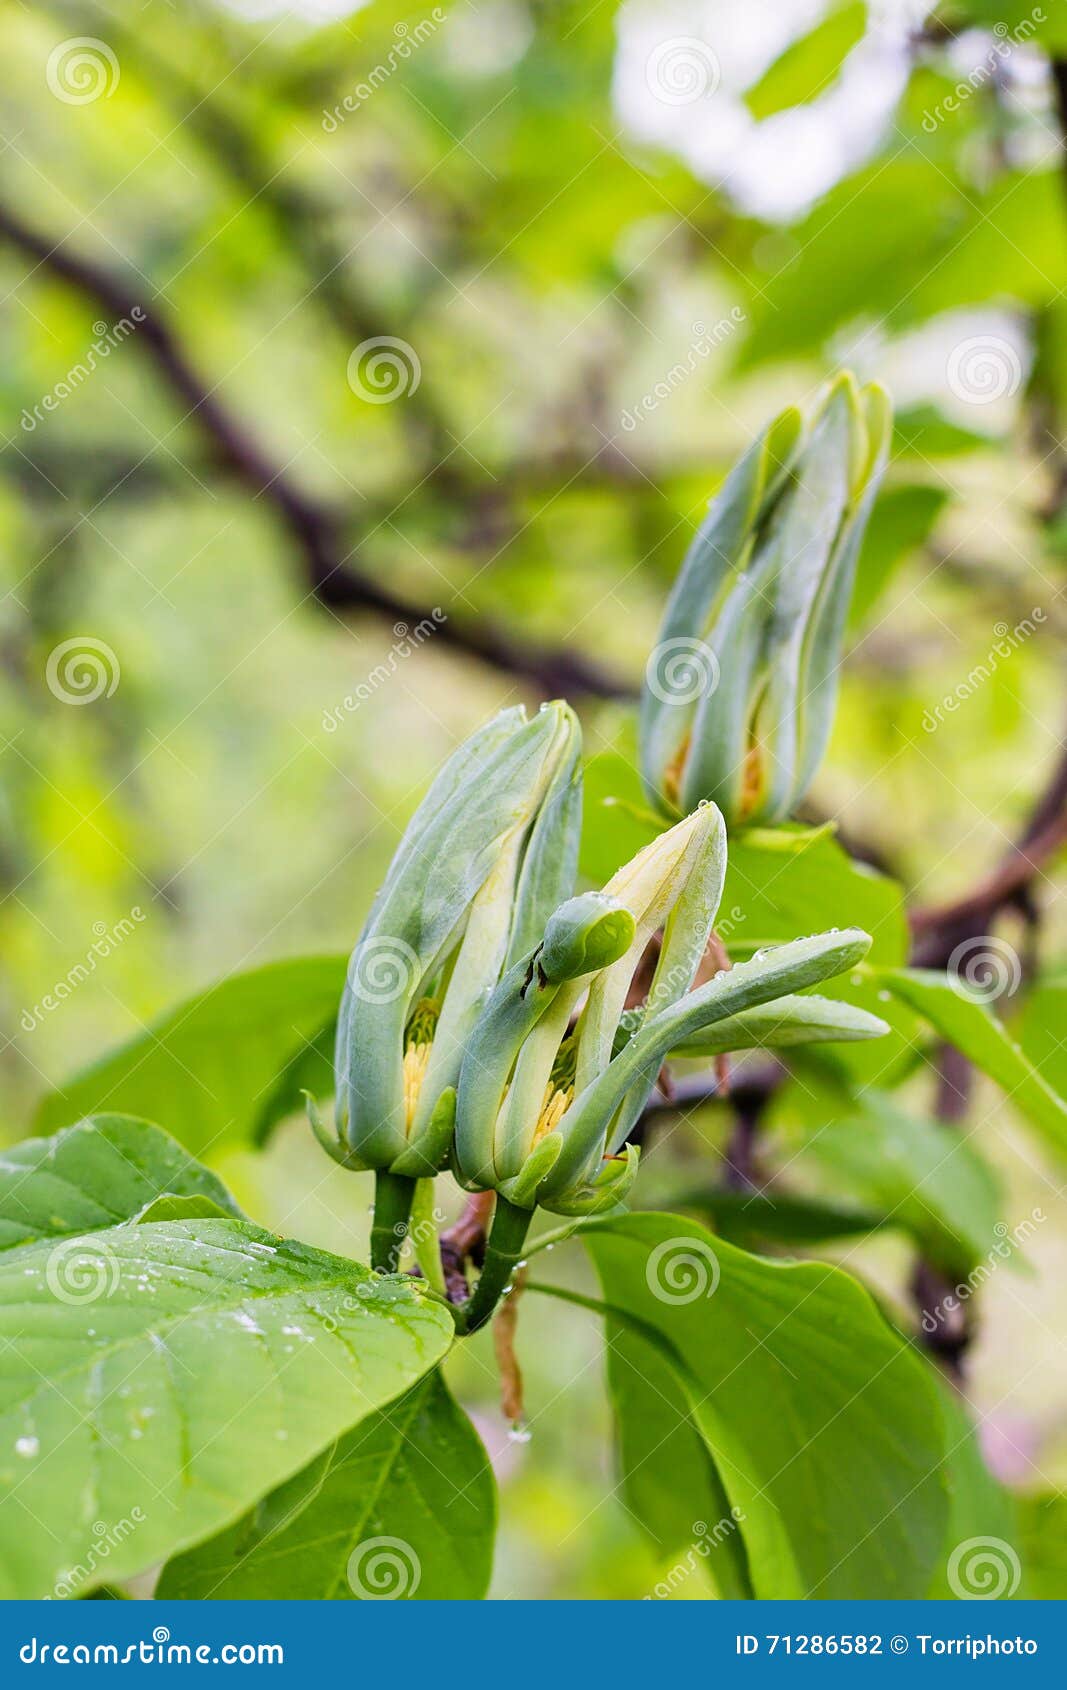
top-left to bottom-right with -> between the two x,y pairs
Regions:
403,1041 -> 434,1129
532,1083 -> 573,1146
402,997 -> 440,1128
739,740 -> 763,820
662,732 -> 690,809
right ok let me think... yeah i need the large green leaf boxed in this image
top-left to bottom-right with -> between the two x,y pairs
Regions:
0,1115 -> 242,1251
580,749 -> 663,885
796,1092 -> 1003,1277
892,405 -> 991,460
956,0 -> 1067,48
580,1213 -> 948,1598
875,968 -> 1067,1158
603,1324 -> 752,1598
1017,969 -> 1067,1103
927,1384 -> 1016,1600
908,169 -> 1067,320
741,155 -> 1064,365
0,1218 -> 452,1599
1016,1493 -> 1067,1598
157,1371 -> 495,1599
849,484 -> 948,630
35,958 -> 346,1157
738,157 -> 967,366
582,752 -> 906,961
723,831 -> 912,1084
667,1187 -> 887,1250
723,828 -> 906,963
745,2 -> 867,121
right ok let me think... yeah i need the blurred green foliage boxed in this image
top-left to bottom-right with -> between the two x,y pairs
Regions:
3,0 -> 1067,1596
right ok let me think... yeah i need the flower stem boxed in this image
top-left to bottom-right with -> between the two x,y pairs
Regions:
462,1196 -> 533,1334
370,1170 -> 416,1274
410,1177 -> 446,1297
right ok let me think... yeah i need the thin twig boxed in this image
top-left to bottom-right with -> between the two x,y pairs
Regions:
438,1190 -> 495,1306
910,742 -> 1067,950
492,1268 -> 527,1427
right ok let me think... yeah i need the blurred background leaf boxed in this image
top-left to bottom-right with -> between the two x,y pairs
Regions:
3,0 -> 1067,1597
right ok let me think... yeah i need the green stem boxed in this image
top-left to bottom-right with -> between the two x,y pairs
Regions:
370,1171 -> 416,1274
524,1219 -> 589,1257
409,1177 -> 447,1297
462,1196 -> 533,1334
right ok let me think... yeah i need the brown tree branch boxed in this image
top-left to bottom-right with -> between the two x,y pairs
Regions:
492,1268 -> 527,1427
0,200 -> 632,700
910,738 -> 1067,960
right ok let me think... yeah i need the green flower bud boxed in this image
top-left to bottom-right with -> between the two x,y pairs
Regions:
331,701 -> 582,1179
640,372 -> 891,826
454,801 -> 882,1218
533,927 -> 875,1215
453,804 -> 728,1214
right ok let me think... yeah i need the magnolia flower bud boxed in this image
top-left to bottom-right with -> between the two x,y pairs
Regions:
453,804 -> 883,1222
453,805 -> 728,1215
640,372 -> 891,825
328,701 -> 582,1181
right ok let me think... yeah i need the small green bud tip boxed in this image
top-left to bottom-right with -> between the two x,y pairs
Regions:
540,893 -> 636,983
537,697 -> 580,755
638,372 -> 892,827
